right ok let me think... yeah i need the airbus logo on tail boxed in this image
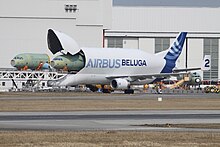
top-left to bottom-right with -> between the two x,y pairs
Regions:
164,32 -> 187,61
86,58 -> 147,68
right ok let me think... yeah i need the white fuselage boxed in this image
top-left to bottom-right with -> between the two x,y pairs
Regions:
58,48 -> 166,86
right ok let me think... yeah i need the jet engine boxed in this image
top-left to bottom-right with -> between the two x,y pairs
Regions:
110,78 -> 130,89
189,72 -> 202,85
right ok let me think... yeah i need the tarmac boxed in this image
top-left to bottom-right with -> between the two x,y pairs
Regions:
0,110 -> 220,131
0,92 -> 219,131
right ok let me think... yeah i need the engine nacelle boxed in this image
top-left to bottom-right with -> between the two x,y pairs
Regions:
110,78 -> 130,89
191,76 -> 202,84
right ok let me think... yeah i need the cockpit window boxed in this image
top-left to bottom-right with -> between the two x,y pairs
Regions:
14,56 -> 23,60
53,58 -> 63,61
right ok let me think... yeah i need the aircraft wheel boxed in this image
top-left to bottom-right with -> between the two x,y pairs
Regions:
124,89 -> 134,94
210,87 -> 215,93
204,86 -> 210,93
102,89 -> 111,93
86,85 -> 98,92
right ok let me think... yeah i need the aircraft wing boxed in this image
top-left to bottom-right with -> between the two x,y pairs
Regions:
106,65 -> 208,82
106,72 -> 182,82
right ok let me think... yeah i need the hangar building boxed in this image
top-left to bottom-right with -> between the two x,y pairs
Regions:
105,0 -> 220,81
0,0 -> 112,67
0,0 -> 112,91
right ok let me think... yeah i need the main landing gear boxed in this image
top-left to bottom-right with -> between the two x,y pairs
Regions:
124,89 -> 134,94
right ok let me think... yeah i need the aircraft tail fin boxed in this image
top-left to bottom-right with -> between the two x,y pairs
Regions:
164,32 -> 187,61
160,32 -> 187,73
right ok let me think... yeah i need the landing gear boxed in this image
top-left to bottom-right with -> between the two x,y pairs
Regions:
86,84 -> 98,92
102,88 -> 112,93
124,89 -> 134,94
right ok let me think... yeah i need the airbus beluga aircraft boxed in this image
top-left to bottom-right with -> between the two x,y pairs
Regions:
47,29 -> 207,94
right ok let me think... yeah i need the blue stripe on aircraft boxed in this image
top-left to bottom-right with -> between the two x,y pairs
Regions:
161,32 -> 187,73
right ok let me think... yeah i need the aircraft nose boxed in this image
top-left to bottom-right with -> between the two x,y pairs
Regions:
50,60 -> 61,69
11,59 -> 16,67
42,63 -> 52,69
50,60 -> 55,67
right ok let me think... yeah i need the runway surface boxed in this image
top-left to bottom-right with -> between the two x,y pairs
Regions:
0,110 -> 220,131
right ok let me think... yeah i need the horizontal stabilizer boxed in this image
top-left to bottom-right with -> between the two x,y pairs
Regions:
173,67 -> 201,72
173,55 -> 211,72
